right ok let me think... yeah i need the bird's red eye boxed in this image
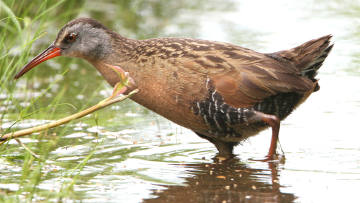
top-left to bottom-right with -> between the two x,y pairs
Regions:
65,32 -> 77,43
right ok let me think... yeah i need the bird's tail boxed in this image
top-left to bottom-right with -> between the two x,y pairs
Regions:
273,35 -> 334,88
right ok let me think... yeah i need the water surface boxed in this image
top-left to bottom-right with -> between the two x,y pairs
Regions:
1,0 -> 359,202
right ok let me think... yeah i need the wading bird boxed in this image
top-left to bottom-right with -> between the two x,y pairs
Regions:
15,18 -> 333,160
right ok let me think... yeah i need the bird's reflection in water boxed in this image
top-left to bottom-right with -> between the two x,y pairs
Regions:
144,158 -> 295,203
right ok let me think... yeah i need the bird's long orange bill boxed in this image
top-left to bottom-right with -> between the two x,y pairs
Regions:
14,44 -> 61,79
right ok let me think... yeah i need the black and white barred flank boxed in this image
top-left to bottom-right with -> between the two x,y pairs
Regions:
192,78 -> 303,138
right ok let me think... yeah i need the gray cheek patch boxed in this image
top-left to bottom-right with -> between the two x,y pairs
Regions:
55,23 -> 111,60
79,25 -> 111,59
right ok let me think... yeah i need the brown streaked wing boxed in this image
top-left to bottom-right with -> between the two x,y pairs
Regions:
211,56 -> 314,108
173,39 -> 315,108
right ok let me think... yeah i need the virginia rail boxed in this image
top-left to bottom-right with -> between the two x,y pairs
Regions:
15,18 -> 333,160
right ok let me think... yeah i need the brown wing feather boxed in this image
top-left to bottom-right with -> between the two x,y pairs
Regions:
171,39 -> 315,108
211,56 -> 314,108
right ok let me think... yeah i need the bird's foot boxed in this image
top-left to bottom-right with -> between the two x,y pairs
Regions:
249,153 -> 285,163
213,153 -> 236,163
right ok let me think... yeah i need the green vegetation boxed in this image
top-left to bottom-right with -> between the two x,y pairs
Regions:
1,1 -> 125,202
0,2 -> 98,201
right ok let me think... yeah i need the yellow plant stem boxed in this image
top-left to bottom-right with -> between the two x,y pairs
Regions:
0,89 -> 139,144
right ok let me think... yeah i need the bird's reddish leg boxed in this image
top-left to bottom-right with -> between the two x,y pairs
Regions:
261,114 -> 280,160
248,111 -> 281,161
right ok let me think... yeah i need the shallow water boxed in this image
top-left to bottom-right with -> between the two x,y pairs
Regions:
1,0 -> 360,202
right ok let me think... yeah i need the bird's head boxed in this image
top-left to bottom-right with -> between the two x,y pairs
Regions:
15,18 -> 112,79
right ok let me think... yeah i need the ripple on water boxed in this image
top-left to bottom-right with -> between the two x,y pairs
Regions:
1,1 -> 360,203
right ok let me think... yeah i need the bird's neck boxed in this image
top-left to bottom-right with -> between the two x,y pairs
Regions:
108,33 -> 139,63
88,33 -> 140,87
